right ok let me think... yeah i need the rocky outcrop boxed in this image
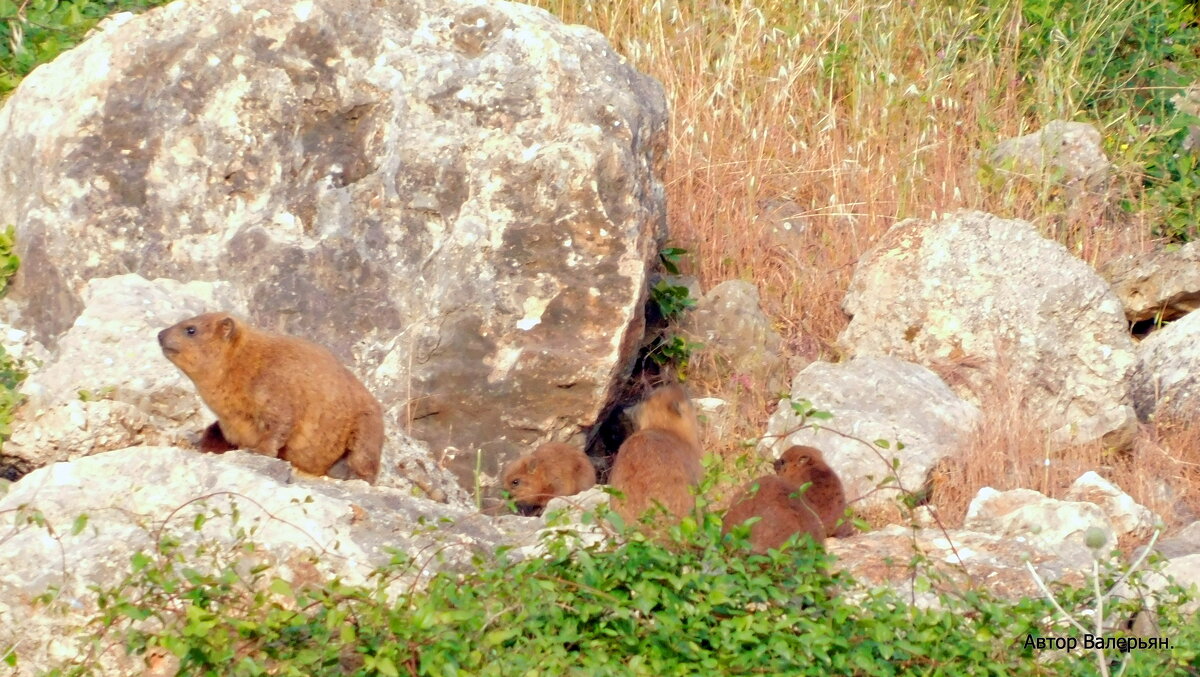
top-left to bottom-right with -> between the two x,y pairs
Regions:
4,275 -> 241,468
826,525 -> 1087,606
760,356 -> 979,509
1100,241 -> 1200,323
964,484 -> 1128,568
0,446 -> 537,675
1065,471 -> 1160,540
1131,310 -> 1200,422
987,120 -> 1111,195
0,0 -> 669,488
5,274 -> 469,502
840,210 -> 1136,444
679,280 -> 786,391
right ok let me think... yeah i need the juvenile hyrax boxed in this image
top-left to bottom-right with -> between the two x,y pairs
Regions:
775,445 -> 852,538
608,384 -> 704,525
159,312 -> 384,483
721,475 -> 825,553
501,442 -> 597,516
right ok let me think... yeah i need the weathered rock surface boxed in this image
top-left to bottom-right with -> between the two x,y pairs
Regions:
1153,520 -> 1200,560
756,197 -> 808,249
1100,241 -> 1200,323
1065,471 -> 1159,540
840,210 -> 1137,444
4,274 -> 241,468
0,446 -> 536,675
827,525 -> 1087,607
1173,84 -> 1200,154
987,120 -> 1111,194
1131,310 -> 1200,422
0,0 -> 669,488
760,356 -> 980,509
964,485 -> 1116,568
4,274 -> 469,503
680,280 -> 786,391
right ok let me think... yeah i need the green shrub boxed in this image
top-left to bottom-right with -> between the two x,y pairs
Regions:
1005,0 -> 1200,240
31,500 -> 1199,676
0,0 -> 173,96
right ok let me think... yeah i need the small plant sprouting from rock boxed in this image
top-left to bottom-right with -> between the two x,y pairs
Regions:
0,225 -> 17,296
645,246 -> 702,378
0,226 -> 22,444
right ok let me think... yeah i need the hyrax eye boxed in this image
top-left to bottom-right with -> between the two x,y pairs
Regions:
510,479 -> 521,487
186,326 -> 197,336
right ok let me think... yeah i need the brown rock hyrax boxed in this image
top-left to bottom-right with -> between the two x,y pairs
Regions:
158,312 -> 384,483
501,442 -> 597,516
775,445 -> 853,538
608,384 -> 704,525
721,475 -> 825,553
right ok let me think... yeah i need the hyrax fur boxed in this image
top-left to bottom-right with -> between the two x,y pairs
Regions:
608,384 -> 704,525
158,312 -> 384,483
721,475 -> 825,553
774,445 -> 853,538
501,442 -> 597,516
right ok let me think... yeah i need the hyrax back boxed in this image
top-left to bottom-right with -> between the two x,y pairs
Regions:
775,445 -> 852,538
722,475 -> 825,553
501,442 -> 597,516
158,312 -> 384,483
608,384 -> 704,525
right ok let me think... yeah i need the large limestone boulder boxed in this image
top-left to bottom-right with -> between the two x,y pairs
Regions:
0,446 -> 535,675
760,356 -> 980,509
840,210 -> 1136,444
1130,310 -> 1200,422
1100,241 -> 1200,323
0,0 -> 669,488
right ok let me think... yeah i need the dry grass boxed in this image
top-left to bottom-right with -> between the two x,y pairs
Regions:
529,0 -> 1195,530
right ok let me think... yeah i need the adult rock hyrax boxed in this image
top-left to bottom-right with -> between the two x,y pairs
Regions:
608,384 -> 704,525
158,312 -> 384,483
721,474 -> 825,553
501,442 -> 597,516
774,444 -> 852,538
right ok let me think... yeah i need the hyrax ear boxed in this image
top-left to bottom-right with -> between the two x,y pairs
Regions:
217,315 -> 238,341
525,457 -> 539,472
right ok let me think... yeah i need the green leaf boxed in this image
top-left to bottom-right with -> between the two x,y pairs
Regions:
269,578 -> 294,598
71,513 -> 88,535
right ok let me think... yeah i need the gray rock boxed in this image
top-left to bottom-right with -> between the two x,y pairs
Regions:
756,198 -> 808,248
826,524 -> 1088,606
4,273 -> 469,503
0,445 -> 529,675
840,210 -> 1137,444
1172,85 -> 1200,154
964,485 -> 1116,568
680,280 -> 786,391
987,120 -> 1111,194
1100,241 -> 1200,323
1119,552 -> 1200,639
5,274 -> 242,466
1131,310 -> 1200,422
760,356 -> 980,509
0,0 -> 669,489
1151,521 -> 1200,559
1064,471 -> 1159,540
